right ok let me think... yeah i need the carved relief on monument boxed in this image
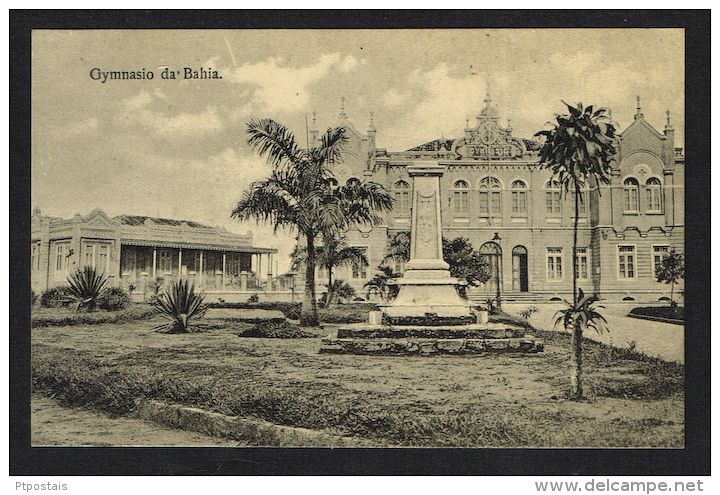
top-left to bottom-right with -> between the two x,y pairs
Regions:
415,192 -> 438,259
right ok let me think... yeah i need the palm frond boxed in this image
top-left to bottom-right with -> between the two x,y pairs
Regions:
246,119 -> 303,171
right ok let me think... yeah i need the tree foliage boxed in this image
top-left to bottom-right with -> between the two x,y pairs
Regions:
655,249 -> 684,306
232,119 -> 392,325
382,232 -> 490,288
382,231 -> 411,266
364,265 -> 402,301
442,237 -> 491,287
291,235 -> 368,308
536,102 -> 617,400
552,288 -> 608,399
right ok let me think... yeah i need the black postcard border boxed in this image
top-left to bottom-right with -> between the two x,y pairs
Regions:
10,9 -> 710,476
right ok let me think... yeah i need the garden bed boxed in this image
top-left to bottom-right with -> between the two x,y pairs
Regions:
31,304 -> 158,328
31,310 -> 685,447
628,306 -> 684,325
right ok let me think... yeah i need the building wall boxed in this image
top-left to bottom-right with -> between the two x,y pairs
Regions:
31,209 -> 275,297
326,100 -> 684,303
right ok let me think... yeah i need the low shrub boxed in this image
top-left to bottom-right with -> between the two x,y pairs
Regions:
40,286 -> 71,308
238,321 -> 317,339
31,304 -> 158,328
629,306 -> 684,322
98,287 -> 132,311
31,289 -> 39,307
206,301 -> 302,320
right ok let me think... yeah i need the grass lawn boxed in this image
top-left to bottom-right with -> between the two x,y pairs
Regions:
31,305 -> 684,448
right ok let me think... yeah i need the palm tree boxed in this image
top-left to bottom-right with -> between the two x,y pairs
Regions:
290,235 -> 368,308
382,230 -> 411,266
232,119 -> 393,326
535,102 -> 616,399
364,265 -> 401,301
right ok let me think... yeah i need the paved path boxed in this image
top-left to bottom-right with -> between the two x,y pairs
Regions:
503,302 -> 684,364
32,394 -> 244,447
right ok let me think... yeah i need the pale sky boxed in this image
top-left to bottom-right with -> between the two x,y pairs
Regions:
32,29 -> 684,273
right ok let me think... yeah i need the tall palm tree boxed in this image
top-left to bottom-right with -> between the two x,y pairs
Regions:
382,230 -> 411,266
535,102 -> 617,399
290,235 -> 368,308
232,119 -> 392,326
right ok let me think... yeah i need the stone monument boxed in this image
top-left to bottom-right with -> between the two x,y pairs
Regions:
382,164 -> 476,324
321,162 -> 543,355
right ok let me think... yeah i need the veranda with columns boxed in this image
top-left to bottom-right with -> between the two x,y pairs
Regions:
31,209 -> 290,303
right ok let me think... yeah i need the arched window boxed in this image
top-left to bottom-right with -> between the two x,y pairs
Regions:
623,177 -> 640,212
511,180 -> 527,214
346,177 -> 361,187
453,180 -> 469,215
393,181 -> 410,216
545,181 -> 562,215
479,177 -> 501,215
646,177 -> 662,213
572,185 -> 588,215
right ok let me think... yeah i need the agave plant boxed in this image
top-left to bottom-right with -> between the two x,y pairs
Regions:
553,288 -> 609,399
153,279 -> 207,333
66,266 -> 109,312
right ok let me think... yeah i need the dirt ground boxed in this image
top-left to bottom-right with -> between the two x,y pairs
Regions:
31,314 -> 684,447
31,394 -> 244,446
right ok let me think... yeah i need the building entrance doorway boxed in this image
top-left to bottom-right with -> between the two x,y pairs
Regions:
479,241 -> 502,296
512,245 -> 529,292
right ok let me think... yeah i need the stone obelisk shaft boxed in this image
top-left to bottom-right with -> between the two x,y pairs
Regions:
383,163 -> 474,320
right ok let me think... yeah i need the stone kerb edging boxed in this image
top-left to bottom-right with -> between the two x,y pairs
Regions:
131,400 -> 373,447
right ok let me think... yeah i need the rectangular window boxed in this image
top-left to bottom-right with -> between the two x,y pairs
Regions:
56,244 -> 65,271
490,190 -> 501,214
97,245 -> 108,273
618,245 -> 636,279
512,190 -> 526,214
31,244 -> 37,271
121,249 -> 137,276
352,248 -> 368,279
159,249 -> 173,274
84,243 -> 95,268
647,186 -> 662,212
83,243 -> 110,272
54,242 -> 70,281
574,191 -> 587,215
547,248 -> 563,280
227,253 -> 242,277
574,247 -> 589,280
453,191 -> 469,215
653,245 -> 670,278
546,190 -> 561,214
478,191 -> 489,215
395,190 -> 410,215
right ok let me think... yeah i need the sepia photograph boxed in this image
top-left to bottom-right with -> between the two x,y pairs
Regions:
13,12 -> 710,477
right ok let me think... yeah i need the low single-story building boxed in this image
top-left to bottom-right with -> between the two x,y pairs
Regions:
31,208 -> 280,301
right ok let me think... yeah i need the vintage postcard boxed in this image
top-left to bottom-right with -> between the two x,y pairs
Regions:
19,18 -> 706,478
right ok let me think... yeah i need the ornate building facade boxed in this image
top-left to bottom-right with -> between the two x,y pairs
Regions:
31,208 -> 278,299
312,96 -> 684,303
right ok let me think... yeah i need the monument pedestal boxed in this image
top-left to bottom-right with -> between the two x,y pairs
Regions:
320,162 -> 543,356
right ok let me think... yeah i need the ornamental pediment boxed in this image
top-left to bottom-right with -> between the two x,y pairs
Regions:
452,119 -> 526,160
